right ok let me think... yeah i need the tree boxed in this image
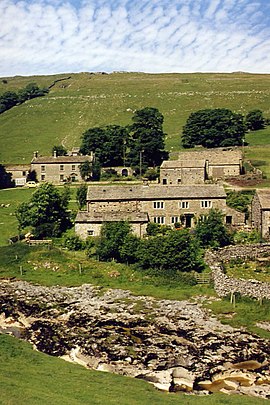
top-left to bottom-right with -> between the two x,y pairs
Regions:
18,83 -> 48,103
137,229 -> 201,272
119,234 -> 141,264
195,209 -> 232,249
79,161 -> 92,180
80,125 -> 128,167
0,165 -> 15,189
182,108 -> 246,148
16,183 -> 72,238
128,107 -> 168,168
26,170 -> 37,183
96,221 -> 131,261
76,184 -> 88,209
245,109 -> 265,131
52,145 -> 67,156
0,91 -> 19,113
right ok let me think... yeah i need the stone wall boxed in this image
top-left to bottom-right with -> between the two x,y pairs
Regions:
205,244 -> 270,300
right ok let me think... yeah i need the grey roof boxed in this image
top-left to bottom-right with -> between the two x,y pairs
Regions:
160,159 -> 205,169
31,155 -> 92,164
75,210 -> 149,223
177,148 -> 242,165
256,189 -> 270,209
5,164 -> 30,171
86,184 -> 227,201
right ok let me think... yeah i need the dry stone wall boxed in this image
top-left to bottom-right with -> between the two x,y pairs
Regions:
205,244 -> 270,300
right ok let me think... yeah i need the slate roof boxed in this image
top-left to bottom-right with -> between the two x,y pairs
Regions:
75,211 -> 149,223
177,148 -> 242,165
256,189 -> 270,210
86,184 -> 227,201
160,160 -> 205,169
31,155 -> 92,164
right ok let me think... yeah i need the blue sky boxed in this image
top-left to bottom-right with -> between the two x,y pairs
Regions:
0,0 -> 269,76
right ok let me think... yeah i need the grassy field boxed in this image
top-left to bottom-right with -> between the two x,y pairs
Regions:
2,334 -> 268,405
1,72 -> 270,164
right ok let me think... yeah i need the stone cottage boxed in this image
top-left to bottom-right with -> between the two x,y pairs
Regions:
75,184 -> 245,239
31,150 -> 93,184
5,164 -> 30,186
160,148 -> 243,185
251,189 -> 270,239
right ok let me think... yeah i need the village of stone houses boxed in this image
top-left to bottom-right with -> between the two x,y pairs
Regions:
0,75 -> 270,403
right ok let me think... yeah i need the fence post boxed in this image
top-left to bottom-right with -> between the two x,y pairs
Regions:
19,265 -> 23,276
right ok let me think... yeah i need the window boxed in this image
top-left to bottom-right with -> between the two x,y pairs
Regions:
162,179 -> 167,185
22,171 -> 26,176
72,165 -> 76,171
177,179 -> 181,184
41,174 -> 45,181
201,200 -> 212,208
226,215 -> 232,224
41,165 -> 45,172
87,230 -> 94,236
153,201 -> 164,209
179,201 -> 189,209
154,216 -> 165,224
171,216 -> 179,224
60,165 -> 64,171
60,174 -> 64,181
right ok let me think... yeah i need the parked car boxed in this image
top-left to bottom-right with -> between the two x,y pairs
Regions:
25,181 -> 38,188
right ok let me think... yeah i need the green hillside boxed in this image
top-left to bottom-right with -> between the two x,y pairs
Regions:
1,72 -> 270,164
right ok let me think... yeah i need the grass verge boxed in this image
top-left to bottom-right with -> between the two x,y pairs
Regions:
0,334 -> 268,405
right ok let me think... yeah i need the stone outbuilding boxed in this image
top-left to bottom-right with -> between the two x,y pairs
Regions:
5,164 -> 30,186
75,184 -> 245,238
160,148 -> 243,185
251,189 -> 270,239
31,151 -> 93,184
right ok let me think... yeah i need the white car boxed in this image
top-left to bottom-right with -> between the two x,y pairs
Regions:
25,181 -> 38,188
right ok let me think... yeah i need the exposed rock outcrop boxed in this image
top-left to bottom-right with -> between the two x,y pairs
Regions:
0,279 -> 269,399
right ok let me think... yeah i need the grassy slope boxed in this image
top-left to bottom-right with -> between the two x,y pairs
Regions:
2,335 -> 268,405
1,72 -> 270,164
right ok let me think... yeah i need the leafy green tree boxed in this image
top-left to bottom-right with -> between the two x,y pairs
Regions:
80,125 -> 128,166
16,183 -> 71,238
26,170 -> 37,183
137,229 -> 201,272
195,209 -> 232,248
119,234 -> 141,264
0,164 -> 15,189
18,83 -> 48,102
0,91 -> 19,113
76,184 -> 88,209
91,158 -> 101,181
245,109 -> 265,131
79,161 -> 92,180
226,191 -> 253,215
128,107 -> 168,168
96,221 -> 131,261
182,108 -> 246,148
52,145 -> 67,156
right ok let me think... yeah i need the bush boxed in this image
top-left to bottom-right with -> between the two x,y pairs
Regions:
63,235 -> 85,250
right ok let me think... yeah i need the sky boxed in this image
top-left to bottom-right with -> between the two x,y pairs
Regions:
0,0 -> 270,77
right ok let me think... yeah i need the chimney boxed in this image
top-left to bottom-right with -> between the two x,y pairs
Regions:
33,151 -> 38,159
53,150 -> 57,158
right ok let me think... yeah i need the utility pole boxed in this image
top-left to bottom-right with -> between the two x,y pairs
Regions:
139,150 -> 144,178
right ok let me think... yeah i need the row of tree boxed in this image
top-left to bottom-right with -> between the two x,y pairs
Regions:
80,107 -> 168,173
182,108 -> 267,148
0,83 -> 49,114
94,209 -> 232,273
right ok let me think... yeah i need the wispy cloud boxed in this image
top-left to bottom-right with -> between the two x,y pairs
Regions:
0,0 -> 269,76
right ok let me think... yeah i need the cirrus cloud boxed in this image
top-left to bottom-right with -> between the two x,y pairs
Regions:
0,0 -> 269,76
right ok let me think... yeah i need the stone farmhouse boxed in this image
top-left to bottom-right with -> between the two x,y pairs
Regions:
31,150 -> 93,184
252,189 -> 270,239
160,148 -> 243,185
5,164 -> 30,186
75,184 -> 245,239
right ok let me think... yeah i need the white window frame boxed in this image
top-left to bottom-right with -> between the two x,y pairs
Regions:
179,201 -> 189,209
87,230 -> 94,236
153,216 -> 165,224
153,201 -> 164,209
60,164 -> 64,171
201,200 -> 212,208
72,164 -> 76,171
41,165 -> 45,172
171,216 -> 179,224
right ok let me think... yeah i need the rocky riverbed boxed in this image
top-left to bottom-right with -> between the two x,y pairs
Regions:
0,279 -> 269,398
